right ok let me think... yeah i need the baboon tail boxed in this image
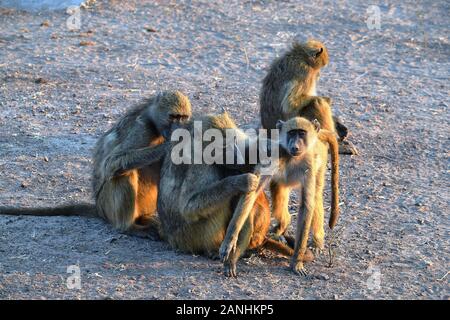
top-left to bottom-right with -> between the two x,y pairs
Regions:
319,130 -> 340,229
128,214 -> 161,240
263,238 -> 315,262
263,238 -> 293,256
0,203 -> 97,217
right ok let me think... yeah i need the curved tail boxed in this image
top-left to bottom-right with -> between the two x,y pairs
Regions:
263,237 -> 314,262
129,214 -> 162,240
319,130 -> 340,229
0,203 -> 97,217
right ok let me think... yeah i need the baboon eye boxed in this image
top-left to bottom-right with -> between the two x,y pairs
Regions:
169,114 -> 188,121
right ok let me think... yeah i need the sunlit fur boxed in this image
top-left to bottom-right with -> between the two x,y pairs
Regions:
91,91 -> 191,237
0,91 -> 192,237
157,113 -> 297,276
260,39 -> 329,131
272,115 -> 339,275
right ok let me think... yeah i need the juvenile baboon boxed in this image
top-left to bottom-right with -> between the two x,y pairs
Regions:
0,91 -> 192,239
275,117 -> 339,275
259,39 -> 356,154
158,112 -> 311,277
271,96 -> 337,236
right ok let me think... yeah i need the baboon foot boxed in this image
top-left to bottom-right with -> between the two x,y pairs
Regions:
224,261 -> 237,278
333,116 -> 349,141
272,216 -> 291,237
312,247 -> 323,256
291,261 -> 308,276
338,140 -> 358,155
312,238 -> 324,256
268,233 -> 287,244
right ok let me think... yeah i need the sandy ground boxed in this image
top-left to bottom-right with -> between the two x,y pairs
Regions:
0,0 -> 448,300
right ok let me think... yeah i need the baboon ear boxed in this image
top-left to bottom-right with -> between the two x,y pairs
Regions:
276,120 -> 285,130
313,47 -> 323,58
312,119 -> 321,132
323,96 -> 332,105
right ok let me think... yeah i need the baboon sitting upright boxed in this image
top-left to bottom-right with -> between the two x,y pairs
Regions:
157,112 -> 310,277
260,39 -> 356,154
0,91 -> 192,239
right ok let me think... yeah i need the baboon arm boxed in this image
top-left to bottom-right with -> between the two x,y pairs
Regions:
292,172 -> 316,263
219,190 -> 258,261
182,176 -> 242,222
219,175 -> 271,262
286,94 -> 313,114
107,143 -> 168,177
287,95 -> 325,116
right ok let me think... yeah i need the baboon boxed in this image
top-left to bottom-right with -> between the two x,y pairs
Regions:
220,116 -> 339,275
270,96 -> 337,236
259,39 -> 357,154
0,91 -> 192,239
275,117 -> 339,275
157,112 -> 312,277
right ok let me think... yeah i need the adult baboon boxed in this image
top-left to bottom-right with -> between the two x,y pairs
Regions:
260,39 -> 357,154
0,91 -> 192,239
157,112 -> 312,277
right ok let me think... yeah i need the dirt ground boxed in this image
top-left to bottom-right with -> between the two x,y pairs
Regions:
0,0 -> 448,300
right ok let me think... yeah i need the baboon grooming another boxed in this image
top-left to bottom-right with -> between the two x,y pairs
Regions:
157,113 -> 312,277
259,39 -> 356,154
0,91 -> 192,238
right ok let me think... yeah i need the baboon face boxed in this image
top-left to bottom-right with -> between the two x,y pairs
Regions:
153,91 -> 192,139
277,118 -> 319,157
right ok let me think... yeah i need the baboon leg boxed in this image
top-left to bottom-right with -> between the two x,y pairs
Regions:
311,168 -> 326,253
224,216 -> 253,278
96,171 -> 139,232
182,174 -> 255,223
270,181 -> 291,236
108,143 -> 168,177
297,96 -> 335,131
248,192 -> 271,250
291,174 -> 316,276
332,116 -> 348,141
132,167 -> 161,240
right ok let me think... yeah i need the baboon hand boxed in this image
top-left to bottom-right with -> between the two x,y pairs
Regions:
219,237 -> 237,263
273,213 -> 291,236
236,173 -> 259,193
105,156 -> 123,179
224,261 -> 237,278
